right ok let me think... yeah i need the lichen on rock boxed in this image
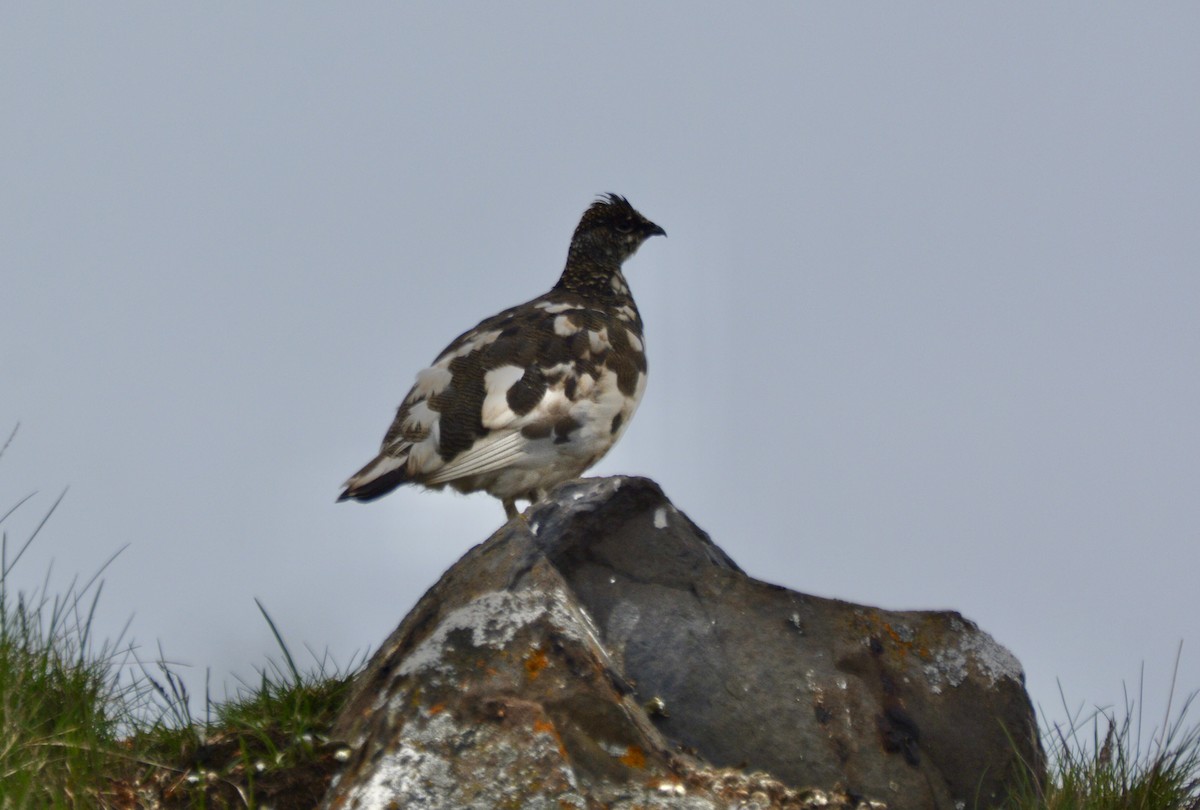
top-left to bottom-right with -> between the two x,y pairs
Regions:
323,477 -> 1043,810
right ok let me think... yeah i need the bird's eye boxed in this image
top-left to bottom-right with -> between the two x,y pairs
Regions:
615,220 -> 634,234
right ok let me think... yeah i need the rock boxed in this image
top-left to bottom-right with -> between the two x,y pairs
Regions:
323,477 -> 1043,810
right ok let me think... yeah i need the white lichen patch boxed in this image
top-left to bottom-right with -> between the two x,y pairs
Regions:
923,623 -> 1024,691
343,712 -> 459,808
655,780 -> 687,796
399,589 -> 589,677
962,625 -> 1024,684
343,709 -> 588,810
924,646 -> 968,692
600,741 -> 629,758
653,507 -> 668,529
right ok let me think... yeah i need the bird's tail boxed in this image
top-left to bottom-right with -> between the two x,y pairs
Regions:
338,451 -> 411,502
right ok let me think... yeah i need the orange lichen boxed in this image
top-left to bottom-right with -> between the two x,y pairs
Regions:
850,610 -> 933,662
883,623 -> 909,655
524,647 -> 549,680
428,702 -> 445,715
533,716 -> 569,759
619,745 -> 646,769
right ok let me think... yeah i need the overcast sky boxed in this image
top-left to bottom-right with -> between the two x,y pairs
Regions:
3,5 -> 1198,740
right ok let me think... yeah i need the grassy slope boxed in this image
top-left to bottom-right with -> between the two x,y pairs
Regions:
0,548 -> 356,808
0,438 -> 356,808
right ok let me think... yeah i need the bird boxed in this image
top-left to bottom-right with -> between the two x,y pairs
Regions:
339,194 -> 665,519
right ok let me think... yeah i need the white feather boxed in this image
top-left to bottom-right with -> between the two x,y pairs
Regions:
614,303 -> 638,322
534,301 -> 576,314
401,400 -> 437,435
410,366 -> 452,400
481,365 -> 526,429
553,314 -> 580,336
424,431 -> 530,484
588,328 -> 610,354
626,328 -> 644,353
344,452 -> 407,488
406,431 -> 442,474
435,329 -> 501,364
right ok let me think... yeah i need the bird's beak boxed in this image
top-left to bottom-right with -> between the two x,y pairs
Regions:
646,222 -> 667,238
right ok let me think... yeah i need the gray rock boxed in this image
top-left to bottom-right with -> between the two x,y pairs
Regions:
323,477 -> 1043,810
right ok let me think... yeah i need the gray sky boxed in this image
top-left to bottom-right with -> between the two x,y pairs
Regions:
3,5 -> 1198,736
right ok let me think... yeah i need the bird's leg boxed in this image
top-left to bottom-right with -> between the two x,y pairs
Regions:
502,498 -> 518,520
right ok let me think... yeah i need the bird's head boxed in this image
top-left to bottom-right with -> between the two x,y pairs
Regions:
568,194 -> 666,267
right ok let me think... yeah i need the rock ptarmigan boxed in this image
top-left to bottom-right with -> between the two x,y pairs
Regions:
339,194 -> 665,518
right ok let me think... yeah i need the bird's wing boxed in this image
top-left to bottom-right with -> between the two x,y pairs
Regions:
421,429 -> 530,485
418,365 -> 583,487
375,291 -> 625,489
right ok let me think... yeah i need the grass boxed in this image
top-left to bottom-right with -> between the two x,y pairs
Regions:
1,428 -> 360,808
1003,654 -> 1200,810
115,641 -> 358,809
0,533 -> 357,808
